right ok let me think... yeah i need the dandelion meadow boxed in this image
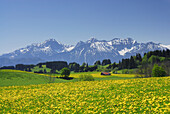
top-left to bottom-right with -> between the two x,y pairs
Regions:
0,76 -> 169,113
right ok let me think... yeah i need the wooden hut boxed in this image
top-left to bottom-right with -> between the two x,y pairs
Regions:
101,72 -> 111,75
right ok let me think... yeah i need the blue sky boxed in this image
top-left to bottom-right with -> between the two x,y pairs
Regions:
0,0 -> 170,55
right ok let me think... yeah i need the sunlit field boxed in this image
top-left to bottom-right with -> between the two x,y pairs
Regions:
0,76 -> 169,113
53,72 -> 136,78
111,73 -> 136,77
0,70 -> 135,87
0,69 -> 137,79
0,70 -> 77,86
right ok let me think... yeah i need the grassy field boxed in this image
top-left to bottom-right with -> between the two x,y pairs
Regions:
50,71 -> 137,78
0,70 -> 47,86
0,76 -> 169,113
0,70 -> 78,86
0,69 -> 135,87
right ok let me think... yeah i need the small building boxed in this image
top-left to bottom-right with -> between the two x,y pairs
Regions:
101,72 -> 111,75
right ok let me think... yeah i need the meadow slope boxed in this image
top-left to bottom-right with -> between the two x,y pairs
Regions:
0,76 -> 169,113
0,69 -> 134,86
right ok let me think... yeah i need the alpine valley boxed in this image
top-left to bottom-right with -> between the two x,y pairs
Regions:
0,38 -> 170,66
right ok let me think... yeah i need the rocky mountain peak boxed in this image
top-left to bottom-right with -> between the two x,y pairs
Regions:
86,38 -> 98,43
0,38 -> 169,66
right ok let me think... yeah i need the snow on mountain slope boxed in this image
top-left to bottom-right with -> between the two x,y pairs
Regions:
159,44 -> 170,49
63,45 -> 75,52
1,39 -> 74,59
90,41 -> 113,52
0,38 -> 169,66
118,47 -> 134,56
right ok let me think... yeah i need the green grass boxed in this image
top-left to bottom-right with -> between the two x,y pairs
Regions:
116,68 -> 137,74
0,69 -> 136,87
97,64 -> 110,68
0,70 -> 78,87
94,76 -> 134,81
0,70 -> 47,86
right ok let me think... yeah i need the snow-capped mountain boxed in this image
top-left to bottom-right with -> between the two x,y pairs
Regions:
0,39 -> 74,59
0,38 -> 169,66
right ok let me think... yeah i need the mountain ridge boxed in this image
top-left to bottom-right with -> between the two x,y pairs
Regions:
0,38 -> 169,66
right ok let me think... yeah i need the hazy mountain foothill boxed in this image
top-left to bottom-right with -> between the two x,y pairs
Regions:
0,38 -> 170,67
1,47 -> 170,78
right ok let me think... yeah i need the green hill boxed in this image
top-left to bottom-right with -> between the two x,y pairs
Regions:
0,69 -> 136,87
0,70 -> 48,86
0,70 -> 78,86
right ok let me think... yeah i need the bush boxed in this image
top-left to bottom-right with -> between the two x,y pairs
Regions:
135,67 -> 145,78
122,69 -> 129,74
112,70 -> 117,74
61,67 -> 70,78
34,70 -> 43,73
112,67 -> 118,74
152,64 -> 166,77
103,69 -> 111,72
79,74 -> 94,81
96,69 -> 100,72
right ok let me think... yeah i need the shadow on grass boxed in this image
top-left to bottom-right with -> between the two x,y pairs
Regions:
58,77 -> 74,80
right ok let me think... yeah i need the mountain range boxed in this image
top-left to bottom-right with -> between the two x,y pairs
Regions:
0,38 -> 170,66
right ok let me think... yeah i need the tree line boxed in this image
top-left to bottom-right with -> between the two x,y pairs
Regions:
0,49 -> 170,76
